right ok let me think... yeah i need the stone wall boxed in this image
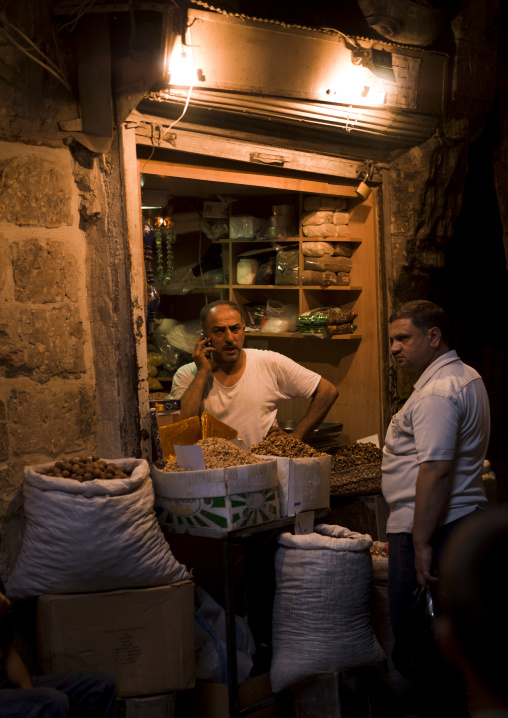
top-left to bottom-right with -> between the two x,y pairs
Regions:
0,143 -> 97,575
0,1 -> 144,576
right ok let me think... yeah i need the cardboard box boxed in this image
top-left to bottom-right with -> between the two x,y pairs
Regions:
256,454 -> 331,517
120,692 -> 176,718
202,200 -> 228,219
36,582 -> 195,697
151,461 -> 280,531
190,674 -> 281,718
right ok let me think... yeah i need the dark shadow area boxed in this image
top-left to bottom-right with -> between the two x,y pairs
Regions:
438,119 -> 508,502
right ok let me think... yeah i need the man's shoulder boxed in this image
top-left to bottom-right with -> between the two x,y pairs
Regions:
417,360 -> 485,407
245,348 -> 299,368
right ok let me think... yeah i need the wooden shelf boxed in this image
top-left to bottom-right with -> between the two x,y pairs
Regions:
300,285 -> 362,291
228,284 -> 299,290
245,332 -> 362,339
218,284 -> 363,291
213,237 -> 362,244
213,238 -> 299,244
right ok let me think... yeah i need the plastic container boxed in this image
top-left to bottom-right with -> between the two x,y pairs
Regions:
237,258 -> 259,284
272,204 -> 295,216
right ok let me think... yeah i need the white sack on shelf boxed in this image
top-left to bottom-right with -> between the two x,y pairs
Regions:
304,196 -> 347,212
301,211 -> 334,226
333,243 -> 353,257
333,211 -> 350,225
303,224 -> 349,238
6,459 -> 190,600
270,524 -> 385,693
301,241 -> 335,257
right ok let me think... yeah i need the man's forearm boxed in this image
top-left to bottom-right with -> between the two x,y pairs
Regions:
413,460 -> 453,585
5,644 -> 33,689
292,379 -> 338,441
178,370 -> 210,419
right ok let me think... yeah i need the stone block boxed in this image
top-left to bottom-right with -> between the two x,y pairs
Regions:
11,239 -> 80,304
0,418 -> 8,462
7,384 -> 96,457
0,238 -> 13,302
0,154 -> 73,227
0,305 -> 86,381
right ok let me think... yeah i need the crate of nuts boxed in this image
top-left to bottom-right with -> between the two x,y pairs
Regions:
250,433 -> 331,517
151,438 -> 280,532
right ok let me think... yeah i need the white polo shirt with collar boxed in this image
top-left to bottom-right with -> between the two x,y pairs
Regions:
382,349 -> 490,534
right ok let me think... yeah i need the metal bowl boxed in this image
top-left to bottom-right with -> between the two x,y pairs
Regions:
278,421 -> 343,447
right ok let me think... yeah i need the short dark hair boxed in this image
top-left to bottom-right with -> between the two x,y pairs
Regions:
438,507 -> 508,702
389,300 -> 450,345
199,300 -> 243,330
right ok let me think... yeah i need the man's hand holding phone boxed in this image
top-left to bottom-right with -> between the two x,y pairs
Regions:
193,333 -> 214,372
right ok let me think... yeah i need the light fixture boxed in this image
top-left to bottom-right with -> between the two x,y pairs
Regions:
351,47 -> 396,83
167,33 -> 196,86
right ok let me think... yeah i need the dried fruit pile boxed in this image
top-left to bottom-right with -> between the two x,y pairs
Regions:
250,432 -> 325,458
162,437 -> 266,472
370,545 -> 388,558
331,442 -> 382,472
43,456 -> 131,481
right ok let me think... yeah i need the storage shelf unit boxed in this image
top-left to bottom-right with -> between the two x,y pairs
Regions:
140,158 -> 381,443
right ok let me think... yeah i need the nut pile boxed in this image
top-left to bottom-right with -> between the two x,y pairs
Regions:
162,437 -> 266,472
43,456 -> 131,481
250,433 -> 325,458
331,442 -> 382,472
370,545 -> 388,558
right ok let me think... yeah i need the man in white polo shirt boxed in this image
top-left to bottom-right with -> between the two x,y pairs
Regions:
382,300 -> 490,718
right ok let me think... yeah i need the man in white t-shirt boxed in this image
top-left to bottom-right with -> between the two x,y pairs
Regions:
381,300 -> 490,718
169,300 -> 338,447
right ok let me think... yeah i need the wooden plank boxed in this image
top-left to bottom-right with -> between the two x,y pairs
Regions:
138,159 -> 359,196
134,118 -> 363,180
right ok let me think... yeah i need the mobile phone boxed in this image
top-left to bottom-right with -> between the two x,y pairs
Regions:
202,334 -> 212,347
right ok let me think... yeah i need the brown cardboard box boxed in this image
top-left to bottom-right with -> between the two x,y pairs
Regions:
36,581 -> 195,697
120,692 -> 176,718
189,674 -> 283,718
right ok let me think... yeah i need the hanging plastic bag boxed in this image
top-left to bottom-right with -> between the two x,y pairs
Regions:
194,586 -> 255,684
263,301 -> 299,332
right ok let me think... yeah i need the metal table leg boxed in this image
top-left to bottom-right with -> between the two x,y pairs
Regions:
223,535 -> 240,718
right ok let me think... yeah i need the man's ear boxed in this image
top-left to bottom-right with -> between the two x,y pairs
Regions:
428,326 -> 442,347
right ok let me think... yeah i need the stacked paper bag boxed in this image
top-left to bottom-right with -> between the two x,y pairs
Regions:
296,307 -> 358,336
300,196 -> 354,286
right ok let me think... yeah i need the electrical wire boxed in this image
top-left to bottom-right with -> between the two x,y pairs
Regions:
2,17 -> 65,76
57,0 -> 98,33
0,24 -> 72,90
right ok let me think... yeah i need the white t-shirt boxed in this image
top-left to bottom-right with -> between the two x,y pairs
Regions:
169,349 -> 322,447
382,350 -> 490,533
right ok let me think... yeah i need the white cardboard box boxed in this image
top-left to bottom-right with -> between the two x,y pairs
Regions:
122,693 -> 176,718
36,582 -> 195,697
151,460 -> 280,531
256,454 -> 331,517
